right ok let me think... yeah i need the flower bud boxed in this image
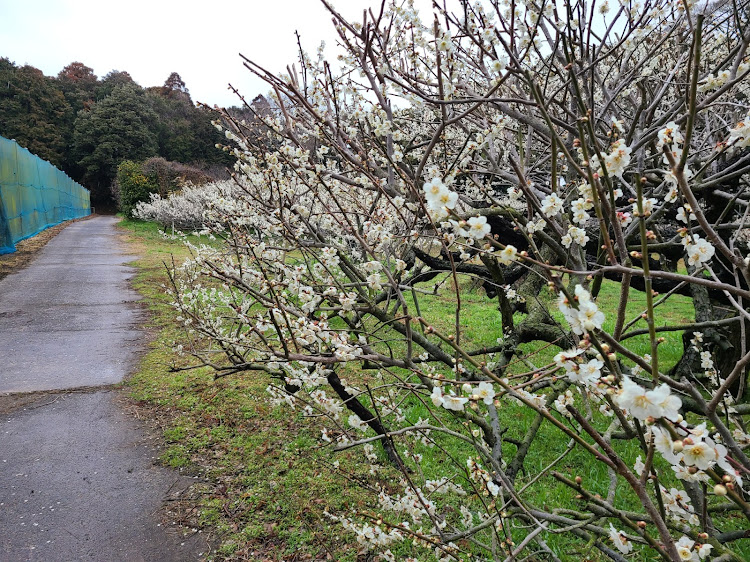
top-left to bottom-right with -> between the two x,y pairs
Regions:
575,476 -> 582,484
672,440 -> 684,453
714,484 -> 728,496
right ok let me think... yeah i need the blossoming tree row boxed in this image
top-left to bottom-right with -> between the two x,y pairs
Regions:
155,0 -> 750,559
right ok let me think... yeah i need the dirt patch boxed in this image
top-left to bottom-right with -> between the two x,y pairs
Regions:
0,215 -> 94,282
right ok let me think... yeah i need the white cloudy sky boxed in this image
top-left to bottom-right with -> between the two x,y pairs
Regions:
1,0 -> 433,108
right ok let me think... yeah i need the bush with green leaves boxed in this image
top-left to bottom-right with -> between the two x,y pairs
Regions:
114,160 -> 158,217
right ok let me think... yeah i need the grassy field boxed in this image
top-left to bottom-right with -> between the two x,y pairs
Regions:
118,218 -> 748,561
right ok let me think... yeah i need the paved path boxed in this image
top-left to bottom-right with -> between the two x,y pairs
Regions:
0,216 -> 142,393
0,216 -> 204,561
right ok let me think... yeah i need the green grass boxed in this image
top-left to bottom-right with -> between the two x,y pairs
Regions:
119,218 -> 376,560
118,218 -> 747,560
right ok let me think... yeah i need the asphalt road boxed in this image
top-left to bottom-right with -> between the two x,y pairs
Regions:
0,216 -> 142,393
0,216 -> 205,561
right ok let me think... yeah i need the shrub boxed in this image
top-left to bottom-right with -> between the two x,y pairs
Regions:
140,156 -> 215,195
115,158 -> 217,217
114,160 -> 157,217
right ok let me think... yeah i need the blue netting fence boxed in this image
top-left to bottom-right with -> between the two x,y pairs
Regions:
0,136 -> 91,254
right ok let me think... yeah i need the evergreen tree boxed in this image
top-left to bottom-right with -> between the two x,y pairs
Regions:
146,73 -> 232,167
71,84 -> 158,205
0,58 -> 72,167
95,70 -> 137,101
161,72 -> 191,102
57,62 -> 97,113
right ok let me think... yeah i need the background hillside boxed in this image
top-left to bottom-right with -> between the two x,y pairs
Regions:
0,59 -> 235,209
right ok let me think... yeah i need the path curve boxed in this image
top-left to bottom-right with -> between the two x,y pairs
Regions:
0,216 -> 205,560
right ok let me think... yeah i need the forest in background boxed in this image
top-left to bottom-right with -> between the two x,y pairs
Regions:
0,59 -> 236,208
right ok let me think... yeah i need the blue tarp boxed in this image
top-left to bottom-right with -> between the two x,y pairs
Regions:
0,136 -> 90,254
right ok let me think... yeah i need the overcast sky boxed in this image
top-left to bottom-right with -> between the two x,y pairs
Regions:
1,0 -> 435,108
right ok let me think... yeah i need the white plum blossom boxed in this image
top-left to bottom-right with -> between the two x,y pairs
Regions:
661,486 -> 699,526
340,292 -> 358,312
681,440 -> 717,470
728,115 -> 750,149
698,70 -> 732,92
474,381 -> 495,405
602,139 -> 632,177
163,4 -> 750,559
431,385 -> 468,411
575,358 -> 604,386
651,426 -> 682,464
561,225 -> 589,248
498,245 -> 519,265
634,197 -> 658,215
442,392 -> 469,412
525,216 -> 546,234
423,177 -> 458,219
490,57 -> 507,73
675,536 -> 699,561
615,378 -> 682,421
466,215 -> 491,239
697,543 -> 713,559
431,386 -> 445,408
657,121 -> 684,149
366,273 -> 383,291
558,285 -> 605,335
608,524 -> 633,554
578,300 -> 605,333
320,246 -> 340,267
634,455 -> 646,477
540,193 -> 564,217
676,205 -> 696,224
554,390 -> 575,416
615,211 -> 632,228
673,463 -> 711,483
685,235 -> 715,267
570,197 -> 592,224
553,347 -> 586,372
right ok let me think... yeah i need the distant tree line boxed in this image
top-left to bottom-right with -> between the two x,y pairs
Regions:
0,59 -> 234,208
